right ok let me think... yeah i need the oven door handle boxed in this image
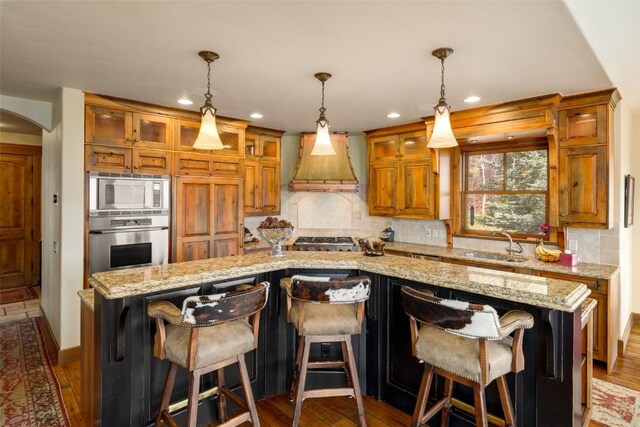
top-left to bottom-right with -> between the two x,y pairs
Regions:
89,226 -> 169,234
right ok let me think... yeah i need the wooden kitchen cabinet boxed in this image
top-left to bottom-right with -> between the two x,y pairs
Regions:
174,152 -> 242,178
85,145 -> 171,174
243,127 -> 283,215
85,105 -> 173,150
174,176 -> 244,262
558,145 -> 607,226
559,105 -> 607,147
367,124 -> 436,218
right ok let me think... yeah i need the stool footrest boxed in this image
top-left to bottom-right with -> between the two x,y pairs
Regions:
308,361 -> 347,370
217,411 -> 251,427
304,387 -> 355,399
420,396 -> 449,425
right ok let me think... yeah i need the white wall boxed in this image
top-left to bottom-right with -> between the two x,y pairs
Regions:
0,132 -> 42,146
0,95 -> 53,132
631,110 -> 640,314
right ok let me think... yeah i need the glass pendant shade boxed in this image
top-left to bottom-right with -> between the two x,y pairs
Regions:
311,121 -> 335,156
427,100 -> 458,148
193,108 -> 224,150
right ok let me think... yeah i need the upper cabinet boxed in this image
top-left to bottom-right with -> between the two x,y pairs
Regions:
366,123 -> 438,219
557,89 -> 620,228
85,105 -> 173,150
243,127 -> 284,216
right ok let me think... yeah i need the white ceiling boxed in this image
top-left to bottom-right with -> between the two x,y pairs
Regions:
0,1 -> 618,134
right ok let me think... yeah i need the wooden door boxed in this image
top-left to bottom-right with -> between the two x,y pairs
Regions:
85,105 -> 133,146
244,161 -> 259,214
132,112 -> 173,150
260,135 -> 280,161
559,105 -> 607,147
369,135 -> 400,162
212,178 -> 243,257
85,145 -> 131,173
398,159 -> 435,217
174,152 -> 213,177
244,132 -> 259,160
369,162 -> 398,215
0,145 -> 41,289
260,161 -> 280,214
132,149 -> 172,174
175,177 -> 214,262
398,131 -> 429,160
558,145 -> 607,225
216,124 -> 244,158
174,119 -> 210,153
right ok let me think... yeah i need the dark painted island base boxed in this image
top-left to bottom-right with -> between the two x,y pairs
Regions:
92,268 -> 583,427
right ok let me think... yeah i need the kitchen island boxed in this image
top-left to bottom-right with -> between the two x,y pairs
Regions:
84,251 -> 591,426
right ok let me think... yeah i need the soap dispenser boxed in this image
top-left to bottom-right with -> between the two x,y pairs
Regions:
380,226 -> 395,242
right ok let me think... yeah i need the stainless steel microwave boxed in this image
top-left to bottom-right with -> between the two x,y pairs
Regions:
89,172 -> 170,215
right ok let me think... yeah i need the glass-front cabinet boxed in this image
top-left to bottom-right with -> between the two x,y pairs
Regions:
370,135 -> 400,162
399,131 -> 430,159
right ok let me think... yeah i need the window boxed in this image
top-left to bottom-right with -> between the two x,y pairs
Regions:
461,144 -> 548,237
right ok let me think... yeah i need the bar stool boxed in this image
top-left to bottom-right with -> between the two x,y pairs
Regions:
282,275 -> 371,427
401,286 -> 534,427
148,282 -> 269,427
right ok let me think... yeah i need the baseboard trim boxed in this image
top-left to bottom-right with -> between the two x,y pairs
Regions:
618,312 -> 640,355
38,307 -> 81,366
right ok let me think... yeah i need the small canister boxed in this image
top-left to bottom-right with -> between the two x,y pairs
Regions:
380,227 -> 395,242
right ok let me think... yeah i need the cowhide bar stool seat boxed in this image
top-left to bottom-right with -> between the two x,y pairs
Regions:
281,275 -> 371,427
401,286 -> 534,427
148,282 -> 269,427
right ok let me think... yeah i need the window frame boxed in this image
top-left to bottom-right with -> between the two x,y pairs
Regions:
460,140 -> 550,240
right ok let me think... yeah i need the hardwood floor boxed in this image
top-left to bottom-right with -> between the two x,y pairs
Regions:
53,322 -> 640,426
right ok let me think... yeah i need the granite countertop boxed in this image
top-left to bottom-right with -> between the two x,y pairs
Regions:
385,242 -> 619,280
78,288 -> 95,312
581,298 -> 597,326
88,252 -> 590,312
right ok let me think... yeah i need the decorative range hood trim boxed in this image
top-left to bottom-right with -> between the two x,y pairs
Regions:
289,132 -> 359,192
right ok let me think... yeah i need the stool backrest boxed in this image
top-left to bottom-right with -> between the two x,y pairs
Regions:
401,286 -> 502,340
289,275 -> 371,303
181,282 -> 269,326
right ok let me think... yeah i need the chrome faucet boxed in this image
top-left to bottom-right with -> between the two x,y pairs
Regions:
492,230 -> 524,257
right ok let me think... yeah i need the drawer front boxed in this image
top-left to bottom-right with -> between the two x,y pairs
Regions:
174,153 -> 212,176
211,159 -> 241,177
85,145 -> 131,173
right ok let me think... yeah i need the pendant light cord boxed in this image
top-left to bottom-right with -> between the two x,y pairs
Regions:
319,80 -> 326,115
205,60 -> 213,104
440,57 -> 446,99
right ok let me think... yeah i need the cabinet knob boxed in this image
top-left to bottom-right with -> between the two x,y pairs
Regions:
126,137 -> 132,142
560,213 -> 567,217
134,166 -> 139,169
126,165 -> 131,169
560,138 -> 565,141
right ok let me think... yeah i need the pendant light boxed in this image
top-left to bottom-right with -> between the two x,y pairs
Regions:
193,50 -> 224,150
310,72 -> 336,156
427,47 -> 458,148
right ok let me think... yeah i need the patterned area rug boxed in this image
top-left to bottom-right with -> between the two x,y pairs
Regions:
0,287 -> 40,305
592,378 -> 640,426
0,318 -> 70,426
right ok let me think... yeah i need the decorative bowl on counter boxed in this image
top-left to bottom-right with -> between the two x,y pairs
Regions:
256,217 -> 295,257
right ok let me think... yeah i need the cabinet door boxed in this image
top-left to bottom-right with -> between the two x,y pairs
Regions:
85,145 -> 131,173
175,177 -> 214,262
260,161 -> 281,214
211,158 -> 242,177
211,178 -> 243,257
398,131 -> 429,160
559,105 -> 607,147
85,105 -> 132,146
174,119 -> 209,153
398,159 -> 435,217
243,161 -> 260,214
244,132 -> 259,160
369,162 -> 398,215
217,124 -> 244,157
369,135 -> 400,162
174,152 -> 212,177
558,145 -> 607,225
132,149 -> 172,174
132,113 -> 173,150
260,135 -> 280,161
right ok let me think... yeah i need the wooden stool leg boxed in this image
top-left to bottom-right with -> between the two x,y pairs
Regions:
440,377 -> 454,427
496,376 -> 515,427
186,369 -> 202,427
292,336 -> 312,427
341,340 -> 353,388
472,383 -> 488,427
155,363 -> 177,427
217,367 -> 227,422
412,364 -> 434,427
344,335 -> 367,426
289,334 -> 305,401
238,354 -> 260,426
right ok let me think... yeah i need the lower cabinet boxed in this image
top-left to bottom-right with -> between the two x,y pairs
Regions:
174,176 -> 244,262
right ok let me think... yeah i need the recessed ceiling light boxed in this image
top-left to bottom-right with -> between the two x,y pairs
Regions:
177,98 -> 193,105
387,112 -> 401,119
507,135 -> 514,139
464,96 -> 481,103
470,139 -> 478,143
250,113 -> 263,119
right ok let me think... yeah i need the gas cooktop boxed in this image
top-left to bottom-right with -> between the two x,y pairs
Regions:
295,236 -> 355,245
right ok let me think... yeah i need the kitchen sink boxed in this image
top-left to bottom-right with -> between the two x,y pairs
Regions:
460,251 -> 527,263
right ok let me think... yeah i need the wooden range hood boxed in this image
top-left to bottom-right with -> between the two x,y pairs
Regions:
289,132 -> 359,192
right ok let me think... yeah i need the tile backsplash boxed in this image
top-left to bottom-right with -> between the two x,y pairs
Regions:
245,186 -> 619,266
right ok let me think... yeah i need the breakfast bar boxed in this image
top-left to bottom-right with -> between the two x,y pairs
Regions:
85,251 -> 591,427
